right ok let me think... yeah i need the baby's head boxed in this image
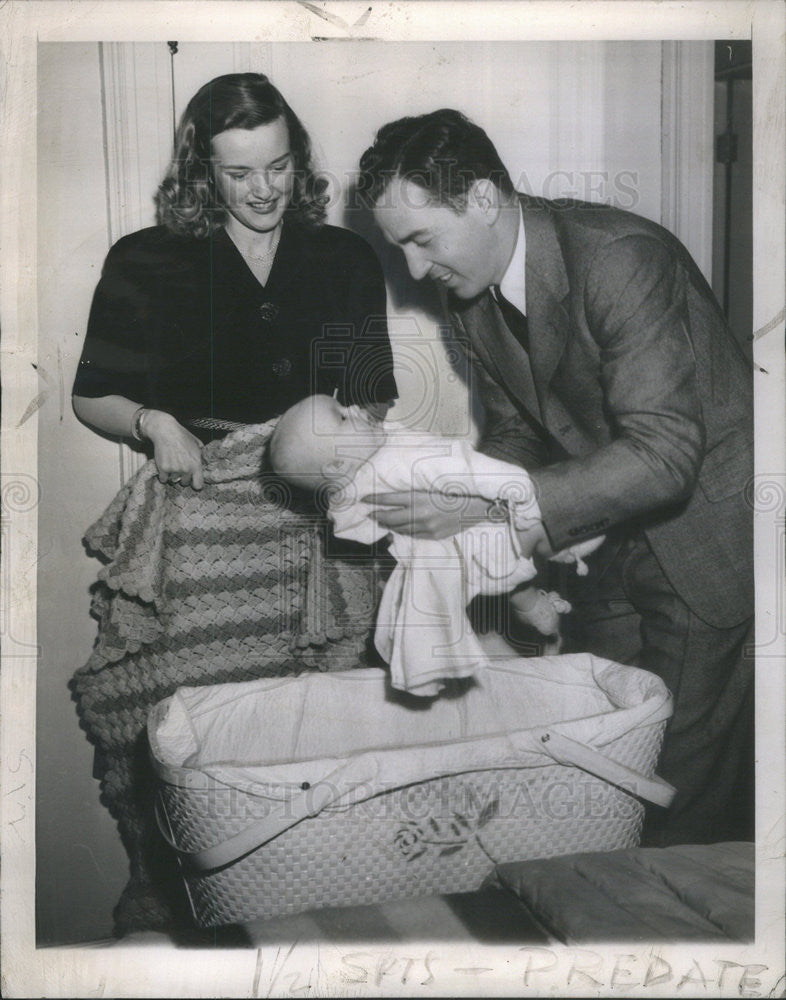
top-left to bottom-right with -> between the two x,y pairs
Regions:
269,394 -> 386,490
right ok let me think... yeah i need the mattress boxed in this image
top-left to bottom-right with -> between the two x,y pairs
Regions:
491,841 -> 754,942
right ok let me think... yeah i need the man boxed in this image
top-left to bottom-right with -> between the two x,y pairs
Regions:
358,109 -> 754,847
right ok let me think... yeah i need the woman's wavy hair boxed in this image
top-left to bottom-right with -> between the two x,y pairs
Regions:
156,73 -> 328,237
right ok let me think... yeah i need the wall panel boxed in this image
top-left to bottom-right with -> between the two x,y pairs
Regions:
36,42 -> 130,945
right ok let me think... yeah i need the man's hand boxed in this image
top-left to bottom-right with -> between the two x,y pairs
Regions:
362,490 -> 490,539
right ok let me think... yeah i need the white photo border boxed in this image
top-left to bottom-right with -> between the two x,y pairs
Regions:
1,2 -> 784,997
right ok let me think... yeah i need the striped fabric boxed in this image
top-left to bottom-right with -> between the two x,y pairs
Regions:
70,420 -> 388,936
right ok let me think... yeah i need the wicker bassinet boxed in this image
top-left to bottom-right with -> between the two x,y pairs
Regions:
148,654 -> 674,927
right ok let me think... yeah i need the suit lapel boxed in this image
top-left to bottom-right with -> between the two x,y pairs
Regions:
521,202 -> 603,455
472,294 -> 542,419
520,196 -> 572,406
468,198 -> 573,427
451,197 -> 598,456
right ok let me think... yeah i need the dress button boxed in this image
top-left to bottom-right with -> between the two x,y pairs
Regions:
272,358 -> 292,378
259,303 -> 279,323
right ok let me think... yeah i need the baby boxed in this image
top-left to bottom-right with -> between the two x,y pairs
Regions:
269,394 -> 601,695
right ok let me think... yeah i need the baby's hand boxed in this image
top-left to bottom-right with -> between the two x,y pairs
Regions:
509,588 -> 571,636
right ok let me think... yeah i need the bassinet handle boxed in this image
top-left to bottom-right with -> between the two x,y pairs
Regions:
531,729 -> 676,808
156,756 -> 378,873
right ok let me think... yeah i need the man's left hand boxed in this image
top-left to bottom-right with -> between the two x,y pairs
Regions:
362,490 -> 489,539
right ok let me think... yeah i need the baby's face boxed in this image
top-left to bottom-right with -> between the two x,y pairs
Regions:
270,395 -> 386,488
315,399 -> 386,478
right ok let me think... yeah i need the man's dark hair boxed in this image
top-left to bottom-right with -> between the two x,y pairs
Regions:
358,109 -> 515,210
358,108 -> 514,210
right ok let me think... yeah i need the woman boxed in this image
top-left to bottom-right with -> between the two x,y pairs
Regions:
71,73 -> 396,939
73,71 -> 396,478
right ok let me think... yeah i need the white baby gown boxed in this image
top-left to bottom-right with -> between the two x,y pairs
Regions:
327,428 -> 545,696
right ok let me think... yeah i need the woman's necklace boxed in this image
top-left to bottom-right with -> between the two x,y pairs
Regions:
237,225 -> 282,265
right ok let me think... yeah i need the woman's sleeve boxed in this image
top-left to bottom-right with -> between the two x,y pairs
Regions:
341,236 -> 398,407
72,238 -> 154,403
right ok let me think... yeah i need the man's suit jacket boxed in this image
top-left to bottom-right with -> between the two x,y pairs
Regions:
448,194 -> 753,628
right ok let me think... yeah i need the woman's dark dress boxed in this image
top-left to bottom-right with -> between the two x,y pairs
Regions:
72,219 -> 397,939
73,219 -> 397,423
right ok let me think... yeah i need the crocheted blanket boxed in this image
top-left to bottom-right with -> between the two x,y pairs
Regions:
70,421 -> 389,937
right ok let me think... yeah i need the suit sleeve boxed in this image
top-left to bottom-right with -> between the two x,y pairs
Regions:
531,234 -> 706,550
449,307 -> 550,472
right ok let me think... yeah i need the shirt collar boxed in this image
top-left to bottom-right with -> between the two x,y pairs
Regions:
495,204 -> 527,315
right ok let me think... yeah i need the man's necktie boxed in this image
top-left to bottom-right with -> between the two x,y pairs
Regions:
495,288 -> 529,351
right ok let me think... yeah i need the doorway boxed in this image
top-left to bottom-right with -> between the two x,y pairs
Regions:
712,39 -> 753,358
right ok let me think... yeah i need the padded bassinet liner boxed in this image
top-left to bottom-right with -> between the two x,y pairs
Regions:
148,654 -> 674,927
151,654 -> 671,794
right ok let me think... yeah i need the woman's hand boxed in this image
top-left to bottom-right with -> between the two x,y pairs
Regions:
73,394 -> 205,489
361,490 -> 490,539
141,410 -> 205,489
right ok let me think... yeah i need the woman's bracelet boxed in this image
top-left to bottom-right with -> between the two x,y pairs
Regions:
130,406 -> 149,442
